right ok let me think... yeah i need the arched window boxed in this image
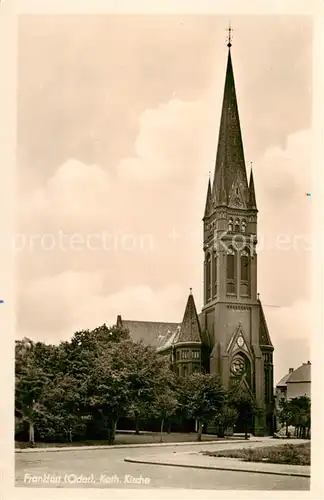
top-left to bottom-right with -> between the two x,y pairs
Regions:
226,247 -> 236,294
206,253 -> 211,301
212,250 -> 217,297
228,219 -> 233,232
240,248 -> 250,296
235,219 -> 240,232
242,220 -> 246,233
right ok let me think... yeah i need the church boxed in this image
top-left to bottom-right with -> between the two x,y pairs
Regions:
116,35 -> 275,436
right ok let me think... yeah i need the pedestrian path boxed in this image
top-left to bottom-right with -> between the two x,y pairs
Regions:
15,438 -> 248,454
124,449 -> 310,478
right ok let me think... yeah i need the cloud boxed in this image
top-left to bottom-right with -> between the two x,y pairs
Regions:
255,128 -> 312,307
17,82 -> 311,385
268,298 -> 312,382
19,276 -> 184,345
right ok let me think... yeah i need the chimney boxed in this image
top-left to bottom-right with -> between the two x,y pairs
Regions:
289,368 -> 294,373
307,361 -> 311,364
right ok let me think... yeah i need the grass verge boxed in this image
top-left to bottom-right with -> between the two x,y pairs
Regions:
15,432 -> 239,449
202,442 -> 310,466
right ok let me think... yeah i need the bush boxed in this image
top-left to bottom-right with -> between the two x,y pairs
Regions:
202,442 -> 310,466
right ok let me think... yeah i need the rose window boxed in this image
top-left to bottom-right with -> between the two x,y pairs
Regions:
230,355 -> 245,376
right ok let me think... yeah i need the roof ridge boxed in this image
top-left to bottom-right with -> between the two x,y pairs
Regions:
122,319 -> 180,325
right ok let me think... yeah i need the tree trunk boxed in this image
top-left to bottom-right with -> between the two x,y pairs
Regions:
135,415 -> 140,435
160,418 -> 164,443
197,420 -> 203,442
244,420 -> 248,440
28,421 -> 35,445
167,422 -> 171,434
107,418 -> 117,445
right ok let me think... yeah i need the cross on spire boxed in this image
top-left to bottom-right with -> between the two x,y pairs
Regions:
226,22 -> 233,48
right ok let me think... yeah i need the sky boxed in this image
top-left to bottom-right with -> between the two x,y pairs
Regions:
16,14 -> 313,382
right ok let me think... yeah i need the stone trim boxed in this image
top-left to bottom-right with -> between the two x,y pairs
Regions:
226,305 -> 251,311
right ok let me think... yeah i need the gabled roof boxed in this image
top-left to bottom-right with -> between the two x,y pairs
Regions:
116,291 -> 202,352
232,374 -> 255,401
276,372 -> 291,388
276,362 -> 311,387
116,317 -> 180,347
287,362 -> 311,384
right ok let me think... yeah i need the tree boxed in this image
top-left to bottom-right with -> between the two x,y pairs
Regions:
228,391 -> 259,439
87,339 -> 175,444
178,373 -> 226,441
150,387 -> 178,442
39,372 -> 91,442
15,325 -> 130,445
214,405 -> 238,438
278,398 -> 294,437
15,339 -> 57,444
289,396 -> 311,439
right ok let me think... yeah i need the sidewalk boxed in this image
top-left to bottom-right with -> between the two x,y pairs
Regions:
124,448 -> 311,478
15,438 -> 249,454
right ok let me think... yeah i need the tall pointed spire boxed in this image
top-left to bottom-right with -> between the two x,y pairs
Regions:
176,291 -> 202,343
213,31 -> 249,207
203,177 -> 212,219
248,166 -> 257,209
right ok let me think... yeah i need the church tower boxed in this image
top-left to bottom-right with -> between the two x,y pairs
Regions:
200,31 -> 274,435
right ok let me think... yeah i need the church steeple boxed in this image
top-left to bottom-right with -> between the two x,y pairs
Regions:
248,167 -> 257,210
203,177 -> 212,219
212,38 -> 249,208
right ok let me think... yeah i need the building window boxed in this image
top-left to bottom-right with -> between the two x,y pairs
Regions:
183,365 -> 188,377
264,368 -> 270,403
234,219 -> 240,232
213,250 -> 217,297
206,253 -> 211,301
242,220 -> 246,233
227,247 -> 236,294
240,248 -> 250,296
228,219 -> 233,232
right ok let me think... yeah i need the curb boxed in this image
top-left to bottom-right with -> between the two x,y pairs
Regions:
123,457 -> 311,478
15,439 -> 250,454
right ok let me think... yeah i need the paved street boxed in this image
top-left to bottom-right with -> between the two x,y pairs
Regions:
15,440 -> 310,490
